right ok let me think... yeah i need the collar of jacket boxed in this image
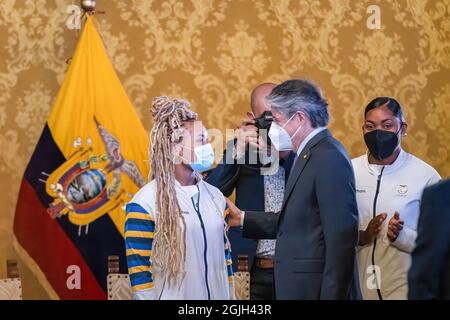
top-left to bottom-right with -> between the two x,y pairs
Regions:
364,148 -> 408,176
282,129 -> 332,207
299,128 -> 332,154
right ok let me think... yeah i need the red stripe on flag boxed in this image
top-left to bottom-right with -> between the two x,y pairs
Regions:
14,179 -> 106,300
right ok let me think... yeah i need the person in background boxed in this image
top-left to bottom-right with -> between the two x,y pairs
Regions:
206,83 -> 295,300
125,96 -> 234,300
353,97 -> 441,300
408,179 -> 450,300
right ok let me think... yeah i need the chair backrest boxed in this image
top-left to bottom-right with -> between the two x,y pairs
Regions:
0,260 -> 22,300
234,255 -> 250,300
107,274 -> 133,300
106,256 -> 133,300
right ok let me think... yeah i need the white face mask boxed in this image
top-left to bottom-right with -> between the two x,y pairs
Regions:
180,143 -> 215,172
268,113 -> 302,151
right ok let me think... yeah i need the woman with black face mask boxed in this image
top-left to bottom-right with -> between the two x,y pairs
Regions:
352,97 -> 441,300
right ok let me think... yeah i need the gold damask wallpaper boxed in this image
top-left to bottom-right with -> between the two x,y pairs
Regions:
0,0 -> 449,299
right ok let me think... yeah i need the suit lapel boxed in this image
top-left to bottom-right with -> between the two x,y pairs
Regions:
282,129 -> 331,210
283,150 -> 310,204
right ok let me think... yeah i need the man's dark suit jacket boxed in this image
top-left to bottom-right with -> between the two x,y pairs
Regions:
206,139 -> 295,271
408,179 -> 450,300
243,129 -> 359,299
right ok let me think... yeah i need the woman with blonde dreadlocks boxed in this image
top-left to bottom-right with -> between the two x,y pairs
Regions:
125,96 -> 234,300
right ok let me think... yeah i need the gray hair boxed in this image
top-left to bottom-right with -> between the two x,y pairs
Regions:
266,79 -> 329,128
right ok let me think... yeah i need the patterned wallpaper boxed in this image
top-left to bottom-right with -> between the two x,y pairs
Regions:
0,0 -> 449,298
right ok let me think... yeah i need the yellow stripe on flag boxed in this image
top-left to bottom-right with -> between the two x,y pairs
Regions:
46,16 -> 149,235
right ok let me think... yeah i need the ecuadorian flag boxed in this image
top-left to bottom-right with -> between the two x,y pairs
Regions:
13,16 -> 149,299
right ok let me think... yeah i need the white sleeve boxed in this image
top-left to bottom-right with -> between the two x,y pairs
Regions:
426,170 -> 441,187
391,169 -> 442,253
389,225 -> 417,253
386,169 -> 440,253
135,288 -> 156,300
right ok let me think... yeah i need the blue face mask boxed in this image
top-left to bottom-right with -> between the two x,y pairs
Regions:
181,143 -> 215,172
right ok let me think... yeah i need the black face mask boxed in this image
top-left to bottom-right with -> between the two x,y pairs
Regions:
364,129 -> 401,160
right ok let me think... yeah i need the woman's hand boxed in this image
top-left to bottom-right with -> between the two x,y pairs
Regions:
359,213 -> 388,246
387,212 -> 404,242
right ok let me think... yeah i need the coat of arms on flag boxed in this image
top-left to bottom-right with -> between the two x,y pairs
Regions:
46,118 -> 145,228
13,16 -> 149,299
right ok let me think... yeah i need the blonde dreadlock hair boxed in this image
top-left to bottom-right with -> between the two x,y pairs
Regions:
149,96 -> 198,286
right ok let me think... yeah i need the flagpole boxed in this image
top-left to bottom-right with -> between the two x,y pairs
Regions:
67,1 -> 106,66
80,0 -> 106,17
80,0 -> 96,15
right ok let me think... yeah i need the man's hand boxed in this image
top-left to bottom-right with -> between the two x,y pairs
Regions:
226,198 -> 242,228
256,135 -> 271,156
235,113 -> 258,158
359,213 -> 387,246
387,212 -> 404,242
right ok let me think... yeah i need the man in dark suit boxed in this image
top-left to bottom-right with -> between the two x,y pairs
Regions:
408,179 -> 450,300
227,79 -> 359,300
206,83 -> 296,300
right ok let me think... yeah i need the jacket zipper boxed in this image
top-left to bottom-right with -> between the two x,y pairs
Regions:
158,278 -> 166,300
371,166 -> 385,300
191,186 -> 211,300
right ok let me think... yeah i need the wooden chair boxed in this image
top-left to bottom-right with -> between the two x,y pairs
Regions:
233,255 -> 250,300
0,260 -> 22,300
106,255 -> 133,300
